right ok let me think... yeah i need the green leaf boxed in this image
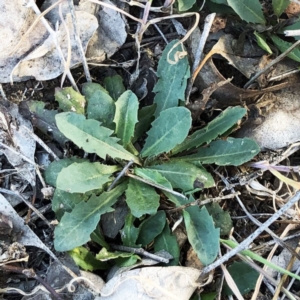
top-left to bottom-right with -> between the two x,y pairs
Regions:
134,168 -> 172,189
55,112 -> 140,164
282,21 -> 300,40
271,35 -> 300,62
120,213 -> 140,247
56,162 -> 118,193
44,158 -> 85,187
82,82 -> 115,129
148,161 -> 215,192
210,0 -> 228,3
254,32 -> 273,54
104,75 -> 126,101
141,107 -> 192,158
133,104 -> 156,143
154,221 -> 180,266
183,206 -> 219,266
177,0 -> 196,11
96,247 -> 140,264
125,178 -> 160,218
179,138 -> 260,166
27,101 -> 67,146
201,292 -> 218,300
163,191 -> 191,206
222,239 -> 300,282
207,1 -> 234,14
205,202 -> 233,235
115,255 -> 140,267
227,0 -> 266,24
54,183 -> 126,252
223,262 -> 259,295
172,107 -> 246,155
272,0 -> 289,16
154,40 -> 190,117
68,247 -> 108,271
91,226 -> 109,249
137,211 -> 166,246
55,87 -> 86,114
52,189 -> 86,219
113,90 -> 139,147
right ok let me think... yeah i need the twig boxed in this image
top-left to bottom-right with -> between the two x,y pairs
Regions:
0,84 -> 8,101
167,192 -> 239,213
244,39 -> 300,89
107,160 -> 134,191
67,0 -> 92,82
23,126 -> 59,161
120,32 -> 179,49
1,264 -> 63,300
232,251 -> 298,300
153,23 -> 168,44
126,173 -> 187,199
274,242 -> 300,299
29,203 -> 52,223
280,261 -> 300,300
199,190 -> 300,278
110,244 -> 170,263
269,68 -> 300,82
58,2 -> 72,87
0,142 -> 37,166
22,0 -> 78,91
186,13 -> 216,104
0,188 -> 52,228
215,170 -> 300,261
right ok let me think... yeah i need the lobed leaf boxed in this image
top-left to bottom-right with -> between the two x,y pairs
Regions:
125,178 -> 160,218
205,202 -> 233,235
133,104 -> 156,143
82,82 -> 115,129
55,87 -> 86,114
227,0 -> 266,24
141,107 -> 192,158
103,75 -> 125,101
177,0 -> 196,11
154,221 -> 180,266
172,107 -> 246,155
178,138 -> 260,166
183,206 -> 219,266
44,158 -> 85,187
148,161 -> 214,192
56,162 -> 119,193
134,168 -> 172,189
113,90 -> 139,147
271,35 -> 300,62
52,189 -> 86,220
120,213 -> 140,247
154,40 -> 190,117
54,183 -> 126,252
272,0 -> 290,17
55,112 -> 140,164
137,211 -> 166,246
